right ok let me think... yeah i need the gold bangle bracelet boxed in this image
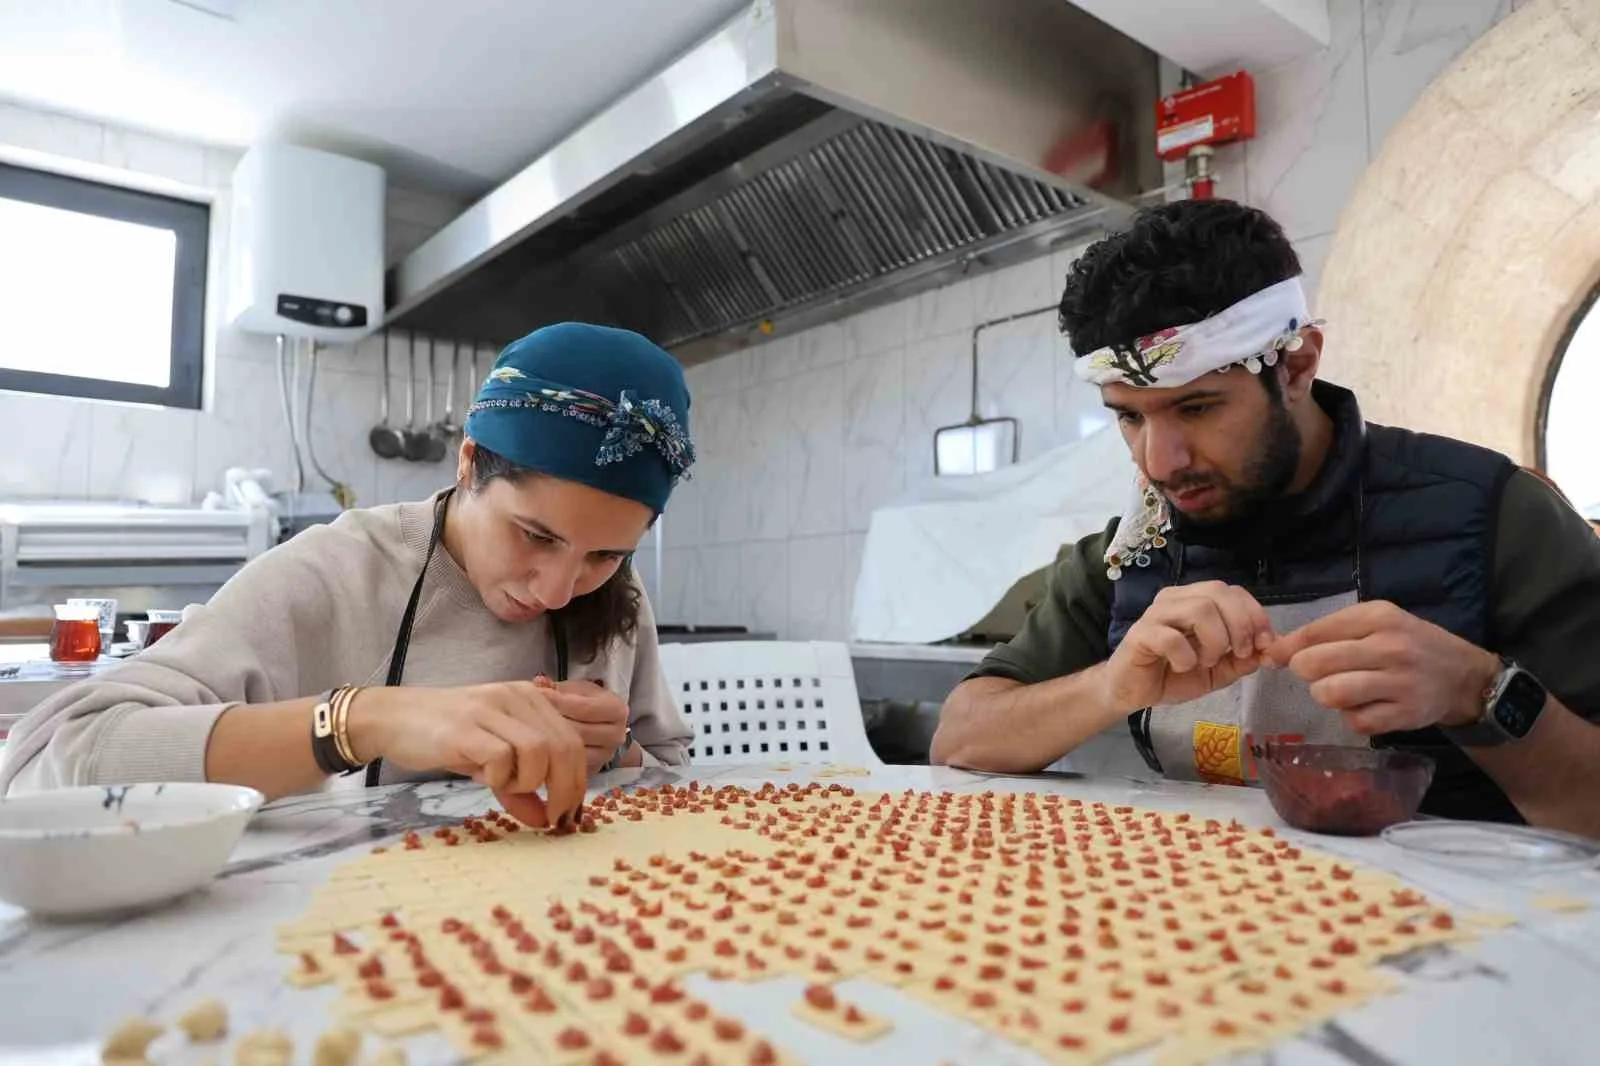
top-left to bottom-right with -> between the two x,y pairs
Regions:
332,685 -> 362,768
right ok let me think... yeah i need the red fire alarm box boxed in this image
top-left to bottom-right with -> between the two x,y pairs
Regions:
1156,71 -> 1257,162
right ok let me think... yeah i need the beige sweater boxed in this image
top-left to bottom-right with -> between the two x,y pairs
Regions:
0,496 -> 691,795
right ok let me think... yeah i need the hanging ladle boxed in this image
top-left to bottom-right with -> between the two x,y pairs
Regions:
420,335 -> 449,463
434,339 -> 463,441
401,332 -> 433,462
368,331 -> 405,459
465,342 -> 488,436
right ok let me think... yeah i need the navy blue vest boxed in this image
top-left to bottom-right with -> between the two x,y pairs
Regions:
1108,383 -> 1519,822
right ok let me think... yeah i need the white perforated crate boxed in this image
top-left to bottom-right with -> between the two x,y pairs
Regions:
657,641 -> 877,766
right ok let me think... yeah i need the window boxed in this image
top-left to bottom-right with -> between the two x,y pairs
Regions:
0,162 -> 208,409
1539,282 -> 1600,517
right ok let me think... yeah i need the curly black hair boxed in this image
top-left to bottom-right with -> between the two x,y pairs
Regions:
1058,199 -> 1301,359
470,443 -> 641,664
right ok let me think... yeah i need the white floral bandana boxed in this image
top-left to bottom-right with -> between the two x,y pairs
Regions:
1074,276 -> 1324,580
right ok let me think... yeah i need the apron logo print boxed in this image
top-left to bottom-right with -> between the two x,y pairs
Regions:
1192,721 -> 1244,784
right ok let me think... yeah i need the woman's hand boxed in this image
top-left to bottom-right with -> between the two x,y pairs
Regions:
347,682 -> 587,827
535,677 -> 630,773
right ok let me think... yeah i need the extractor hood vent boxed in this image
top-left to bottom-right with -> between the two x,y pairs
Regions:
589,118 -> 1091,348
387,0 -> 1161,361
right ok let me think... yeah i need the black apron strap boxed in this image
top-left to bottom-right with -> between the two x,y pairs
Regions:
363,490 -> 570,787
365,490 -> 451,787
552,615 -> 569,683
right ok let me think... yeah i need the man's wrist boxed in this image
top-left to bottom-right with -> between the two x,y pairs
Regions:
1441,649 -> 1503,728
1088,662 -> 1126,717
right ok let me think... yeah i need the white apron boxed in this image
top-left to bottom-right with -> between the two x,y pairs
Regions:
1138,592 -> 1369,784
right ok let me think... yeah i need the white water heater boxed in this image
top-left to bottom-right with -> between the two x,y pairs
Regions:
226,143 -> 385,343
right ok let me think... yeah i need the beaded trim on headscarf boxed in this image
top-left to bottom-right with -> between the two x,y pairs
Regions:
470,368 -> 696,481
1104,478 -> 1171,582
1075,277 -> 1321,391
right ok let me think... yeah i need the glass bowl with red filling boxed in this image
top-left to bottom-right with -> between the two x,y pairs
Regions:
1257,743 -> 1435,836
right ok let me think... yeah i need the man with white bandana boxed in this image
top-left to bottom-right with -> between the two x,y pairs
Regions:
932,199 -> 1600,836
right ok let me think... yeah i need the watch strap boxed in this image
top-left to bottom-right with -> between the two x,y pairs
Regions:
311,686 -> 365,774
1439,717 -> 1510,747
1441,657 -> 1516,748
600,728 -> 634,773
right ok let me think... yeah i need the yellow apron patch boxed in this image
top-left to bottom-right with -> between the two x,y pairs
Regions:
1193,721 -> 1244,784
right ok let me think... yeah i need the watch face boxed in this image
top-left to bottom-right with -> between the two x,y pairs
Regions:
1494,670 -> 1547,738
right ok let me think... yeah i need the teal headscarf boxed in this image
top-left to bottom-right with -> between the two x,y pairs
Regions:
464,323 -> 695,513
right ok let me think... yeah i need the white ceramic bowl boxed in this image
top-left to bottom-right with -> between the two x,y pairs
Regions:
0,783 -> 263,918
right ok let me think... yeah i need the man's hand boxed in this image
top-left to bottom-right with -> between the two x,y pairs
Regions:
1264,600 -> 1500,735
536,677 -> 630,773
1101,581 -> 1275,713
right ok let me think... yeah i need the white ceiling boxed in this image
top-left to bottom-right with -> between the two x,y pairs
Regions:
0,0 -> 747,197
0,0 -> 1331,201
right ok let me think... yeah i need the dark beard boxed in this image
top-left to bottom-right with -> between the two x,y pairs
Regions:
1160,397 -> 1302,528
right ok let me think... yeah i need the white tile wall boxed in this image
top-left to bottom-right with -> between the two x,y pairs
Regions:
842,347 -> 907,534
1245,0 -> 1371,244
670,0 -> 1520,640
0,104 -> 464,509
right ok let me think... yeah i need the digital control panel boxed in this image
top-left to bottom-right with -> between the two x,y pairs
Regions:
276,294 -> 368,329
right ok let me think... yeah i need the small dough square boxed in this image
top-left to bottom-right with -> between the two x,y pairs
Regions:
790,997 -> 891,1041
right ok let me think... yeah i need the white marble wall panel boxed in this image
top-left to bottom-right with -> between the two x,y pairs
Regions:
87,403 -> 198,505
1296,232 -> 1335,313
847,300 -> 911,359
786,367 -> 845,537
1055,333 -> 1116,447
659,547 -> 696,626
697,544 -> 743,626
1248,0 -> 1373,242
0,391 -> 93,498
738,539 -> 789,637
1364,0 -> 1515,154
901,331 -> 974,486
843,347 -> 907,534
976,314 -> 1058,464
302,367 -> 383,509
787,534 -> 847,640
661,473 -> 704,553
741,386 -> 791,542
696,399 -> 749,546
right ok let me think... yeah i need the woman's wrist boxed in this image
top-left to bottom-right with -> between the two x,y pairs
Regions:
344,687 -> 392,766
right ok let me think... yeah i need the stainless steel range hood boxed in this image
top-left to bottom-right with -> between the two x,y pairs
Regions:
386,0 -> 1161,362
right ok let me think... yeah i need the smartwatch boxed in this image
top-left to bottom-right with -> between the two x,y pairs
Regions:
1442,657 -> 1547,747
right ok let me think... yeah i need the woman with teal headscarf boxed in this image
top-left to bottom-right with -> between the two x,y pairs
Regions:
1,323 -> 696,828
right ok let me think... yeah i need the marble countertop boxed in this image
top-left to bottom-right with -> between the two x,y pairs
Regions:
4,764 -> 1600,1066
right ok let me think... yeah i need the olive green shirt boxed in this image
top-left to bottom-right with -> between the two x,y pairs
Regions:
972,469 -> 1600,722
